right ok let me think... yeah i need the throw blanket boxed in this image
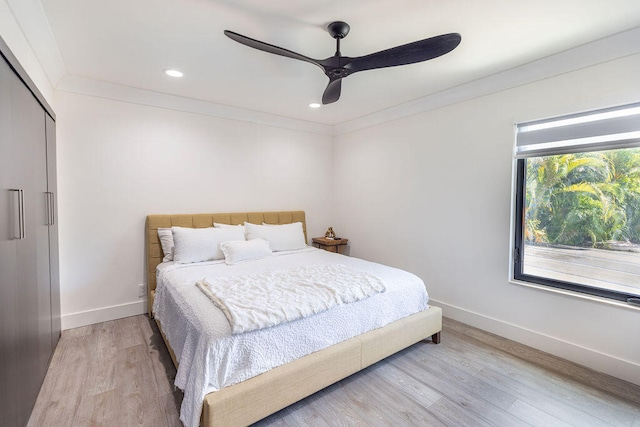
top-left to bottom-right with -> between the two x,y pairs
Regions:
196,264 -> 385,334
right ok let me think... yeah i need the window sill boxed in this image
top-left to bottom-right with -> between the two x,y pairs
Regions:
509,278 -> 640,312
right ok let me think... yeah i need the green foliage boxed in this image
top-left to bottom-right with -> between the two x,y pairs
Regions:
525,147 -> 640,247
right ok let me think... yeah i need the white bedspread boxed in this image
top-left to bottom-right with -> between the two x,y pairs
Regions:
153,247 -> 429,427
196,264 -> 385,334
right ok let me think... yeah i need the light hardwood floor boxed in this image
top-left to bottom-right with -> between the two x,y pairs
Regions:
29,315 -> 640,426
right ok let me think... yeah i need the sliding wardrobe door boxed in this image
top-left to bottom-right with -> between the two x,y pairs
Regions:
12,58 -> 48,425
0,53 -> 22,427
46,113 -> 61,348
35,109 -> 53,384
1,37 -> 58,426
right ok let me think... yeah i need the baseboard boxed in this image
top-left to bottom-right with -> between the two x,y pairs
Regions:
431,299 -> 640,387
61,300 -> 147,330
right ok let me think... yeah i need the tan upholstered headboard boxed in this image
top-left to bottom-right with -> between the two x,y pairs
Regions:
145,211 -> 307,316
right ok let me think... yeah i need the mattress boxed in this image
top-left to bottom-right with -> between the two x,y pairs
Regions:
153,247 -> 429,427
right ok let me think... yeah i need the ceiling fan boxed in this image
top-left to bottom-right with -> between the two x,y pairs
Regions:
224,21 -> 461,105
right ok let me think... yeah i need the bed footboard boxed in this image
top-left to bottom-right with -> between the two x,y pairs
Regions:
202,306 -> 442,426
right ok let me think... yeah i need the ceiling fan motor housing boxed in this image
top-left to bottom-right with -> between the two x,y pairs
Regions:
327,21 -> 350,39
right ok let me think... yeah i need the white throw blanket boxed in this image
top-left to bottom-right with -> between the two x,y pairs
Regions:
196,264 -> 385,334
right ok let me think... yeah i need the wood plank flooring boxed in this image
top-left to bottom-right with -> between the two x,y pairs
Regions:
28,315 -> 182,427
28,315 -> 640,426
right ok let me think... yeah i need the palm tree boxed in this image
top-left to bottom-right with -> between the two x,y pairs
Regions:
523,150 -> 637,247
601,148 -> 640,243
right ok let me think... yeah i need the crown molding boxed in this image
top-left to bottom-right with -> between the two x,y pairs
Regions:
56,75 -> 334,136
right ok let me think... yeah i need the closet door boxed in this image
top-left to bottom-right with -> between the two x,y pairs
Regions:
0,53 -> 22,427
46,114 -> 61,348
12,59 -> 48,426
35,109 -> 53,384
1,39 -> 58,425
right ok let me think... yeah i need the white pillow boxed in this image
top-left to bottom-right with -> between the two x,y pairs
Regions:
157,228 -> 174,262
244,222 -> 306,252
214,222 -> 245,234
220,238 -> 272,265
172,226 -> 245,264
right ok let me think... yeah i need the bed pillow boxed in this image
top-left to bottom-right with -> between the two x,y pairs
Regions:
244,222 -> 306,252
220,238 -> 272,265
214,222 -> 245,234
157,228 -> 174,262
172,226 -> 245,264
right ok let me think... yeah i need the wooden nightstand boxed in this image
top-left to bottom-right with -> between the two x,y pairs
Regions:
312,237 -> 349,254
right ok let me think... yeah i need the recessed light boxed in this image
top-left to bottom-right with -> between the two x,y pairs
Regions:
309,103 -> 321,109
164,69 -> 184,78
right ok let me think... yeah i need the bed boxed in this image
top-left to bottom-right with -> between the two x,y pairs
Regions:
146,211 -> 442,427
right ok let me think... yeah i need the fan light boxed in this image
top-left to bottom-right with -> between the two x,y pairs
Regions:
309,103 -> 321,109
164,69 -> 184,78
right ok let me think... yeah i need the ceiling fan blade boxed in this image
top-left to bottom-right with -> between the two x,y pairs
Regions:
322,78 -> 342,104
224,30 -> 324,71
346,33 -> 461,73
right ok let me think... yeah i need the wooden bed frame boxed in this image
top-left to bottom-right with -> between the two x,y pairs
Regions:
145,211 -> 442,426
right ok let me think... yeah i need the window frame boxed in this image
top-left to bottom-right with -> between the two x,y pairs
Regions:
512,156 -> 638,303
512,102 -> 640,306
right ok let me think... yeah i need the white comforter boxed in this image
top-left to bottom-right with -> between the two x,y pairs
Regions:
196,263 -> 386,334
153,247 -> 429,427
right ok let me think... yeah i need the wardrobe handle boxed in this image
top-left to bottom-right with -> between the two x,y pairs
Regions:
9,189 -> 25,239
45,192 -> 50,226
45,192 -> 55,226
20,189 -> 25,239
9,189 -> 19,238
50,192 -> 55,226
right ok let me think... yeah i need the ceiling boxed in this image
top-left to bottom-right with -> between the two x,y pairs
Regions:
31,0 -> 640,126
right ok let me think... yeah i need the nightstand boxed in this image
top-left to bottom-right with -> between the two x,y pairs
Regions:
312,237 -> 349,254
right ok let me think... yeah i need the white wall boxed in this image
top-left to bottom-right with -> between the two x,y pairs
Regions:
55,91 -> 334,328
333,53 -> 640,386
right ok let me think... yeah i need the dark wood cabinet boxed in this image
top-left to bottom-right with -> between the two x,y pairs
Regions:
0,39 -> 60,427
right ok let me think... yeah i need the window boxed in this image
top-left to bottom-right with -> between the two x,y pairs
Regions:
513,103 -> 640,304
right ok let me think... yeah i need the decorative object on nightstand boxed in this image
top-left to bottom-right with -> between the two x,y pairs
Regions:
325,226 -> 335,239
312,236 -> 349,254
